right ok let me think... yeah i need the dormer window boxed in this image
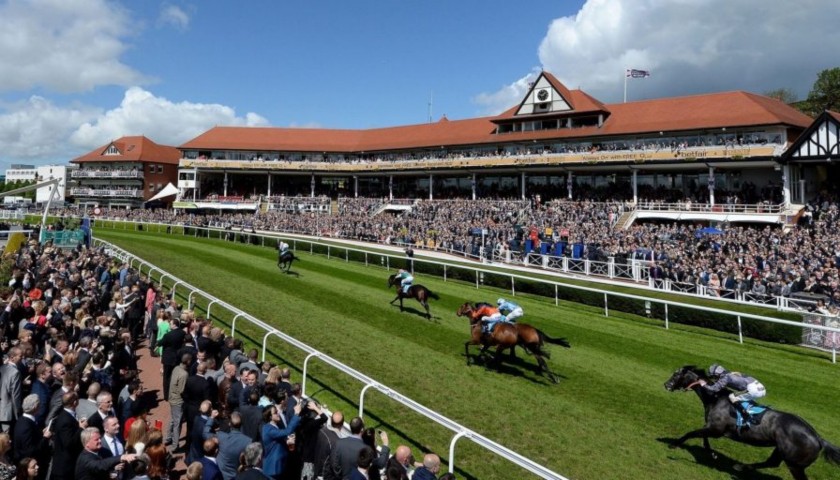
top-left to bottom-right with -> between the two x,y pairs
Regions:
104,144 -> 120,155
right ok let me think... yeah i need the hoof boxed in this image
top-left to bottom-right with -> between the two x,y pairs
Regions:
733,464 -> 749,472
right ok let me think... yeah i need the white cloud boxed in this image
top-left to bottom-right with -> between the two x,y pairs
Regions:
0,88 -> 268,166
158,4 -> 190,30
477,0 -> 840,108
0,0 -> 148,93
0,96 -> 99,161
473,70 -> 541,116
70,87 -> 269,149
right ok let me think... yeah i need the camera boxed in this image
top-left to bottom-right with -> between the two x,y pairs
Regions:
299,399 -> 310,410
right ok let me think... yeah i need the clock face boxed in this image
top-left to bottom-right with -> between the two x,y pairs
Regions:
537,89 -> 549,101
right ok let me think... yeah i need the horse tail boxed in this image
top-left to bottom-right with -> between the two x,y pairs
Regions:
539,329 -> 571,349
822,439 -> 840,466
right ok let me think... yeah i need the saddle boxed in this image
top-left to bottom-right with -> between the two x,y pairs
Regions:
734,401 -> 769,430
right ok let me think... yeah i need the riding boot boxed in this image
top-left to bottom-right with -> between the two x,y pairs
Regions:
734,402 -> 752,431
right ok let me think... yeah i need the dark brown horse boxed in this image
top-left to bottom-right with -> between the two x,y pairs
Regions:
456,302 -> 570,383
664,365 -> 840,480
387,274 -> 439,319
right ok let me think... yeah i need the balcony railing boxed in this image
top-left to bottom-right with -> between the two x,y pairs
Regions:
71,170 -> 143,179
634,201 -> 785,214
70,188 -> 143,198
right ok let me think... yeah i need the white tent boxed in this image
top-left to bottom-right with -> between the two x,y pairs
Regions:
147,182 -> 179,202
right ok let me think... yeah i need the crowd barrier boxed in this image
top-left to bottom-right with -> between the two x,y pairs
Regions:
91,237 -> 571,479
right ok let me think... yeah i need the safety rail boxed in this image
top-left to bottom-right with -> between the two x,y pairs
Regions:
89,219 -> 840,364
77,216 -> 831,314
91,237 -> 572,480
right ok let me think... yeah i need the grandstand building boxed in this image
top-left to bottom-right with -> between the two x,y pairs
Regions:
174,71 -> 816,220
70,136 -> 180,208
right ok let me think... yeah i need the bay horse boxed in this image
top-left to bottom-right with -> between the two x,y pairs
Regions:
277,250 -> 298,273
456,302 -> 570,384
664,365 -> 840,479
387,274 -> 439,319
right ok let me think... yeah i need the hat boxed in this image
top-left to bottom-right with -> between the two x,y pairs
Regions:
28,288 -> 42,300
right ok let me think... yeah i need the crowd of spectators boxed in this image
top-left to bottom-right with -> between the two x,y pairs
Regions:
45,186 -> 840,309
0,240 -> 454,480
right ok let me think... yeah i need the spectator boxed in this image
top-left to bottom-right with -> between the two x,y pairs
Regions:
74,427 -> 136,480
0,433 -> 16,480
411,454 -> 441,480
204,410 -> 251,480
15,457 -> 38,480
235,442 -> 269,480
199,438 -> 223,480
260,402 -> 301,479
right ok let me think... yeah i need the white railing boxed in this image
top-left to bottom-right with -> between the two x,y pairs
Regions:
83,216 -> 828,315
92,220 -> 840,364
91,238 -> 572,480
634,201 -> 784,214
0,211 -> 25,220
71,170 -> 143,179
70,188 -> 143,198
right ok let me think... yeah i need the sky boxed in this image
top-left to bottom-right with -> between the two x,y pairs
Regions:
1,0 -> 839,170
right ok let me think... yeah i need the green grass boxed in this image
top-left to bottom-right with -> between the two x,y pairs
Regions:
95,227 -> 840,480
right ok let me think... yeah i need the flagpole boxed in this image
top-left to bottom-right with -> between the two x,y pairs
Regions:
623,69 -> 627,103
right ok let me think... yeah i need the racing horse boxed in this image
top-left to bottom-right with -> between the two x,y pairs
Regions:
664,365 -> 840,479
456,302 -> 570,384
277,249 -> 298,273
387,273 -> 439,319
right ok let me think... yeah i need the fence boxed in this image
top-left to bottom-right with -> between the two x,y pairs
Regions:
91,219 -> 840,363
87,213 -> 820,313
91,237 -> 571,480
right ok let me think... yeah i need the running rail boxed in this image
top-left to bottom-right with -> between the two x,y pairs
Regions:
93,238 -> 571,479
90,219 -> 840,363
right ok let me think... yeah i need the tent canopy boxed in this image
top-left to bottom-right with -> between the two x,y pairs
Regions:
147,183 -> 178,202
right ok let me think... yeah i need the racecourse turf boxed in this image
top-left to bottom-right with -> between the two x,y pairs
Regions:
96,227 -> 840,480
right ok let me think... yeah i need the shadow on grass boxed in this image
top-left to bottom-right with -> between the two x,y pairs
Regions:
656,437 -> 783,480
389,304 -> 437,321
464,351 -> 567,385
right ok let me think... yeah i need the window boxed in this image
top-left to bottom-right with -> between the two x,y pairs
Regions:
148,164 -> 155,173
104,144 -> 120,155
157,165 -> 164,173
148,184 -> 155,191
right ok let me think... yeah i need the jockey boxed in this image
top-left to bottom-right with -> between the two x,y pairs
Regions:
700,363 -> 766,430
278,241 -> 290,255
396,269 -> 414,294
480,310 -> 505,335
497,298 -> 523,323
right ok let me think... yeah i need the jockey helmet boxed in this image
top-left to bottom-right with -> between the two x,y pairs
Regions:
708,363 -> 727,377
497,298 -> 505,305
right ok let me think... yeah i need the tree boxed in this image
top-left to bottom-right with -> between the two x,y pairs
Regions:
763,88 -> 798,104
805,67 -> 840,115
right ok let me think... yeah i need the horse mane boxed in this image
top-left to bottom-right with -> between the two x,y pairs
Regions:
681,365 -> 708,379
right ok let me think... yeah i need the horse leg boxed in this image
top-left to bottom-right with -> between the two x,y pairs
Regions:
464,341 -> 473,366
733,448 -> 784,473
389,294 -> 399,305
534,352 -> 559,384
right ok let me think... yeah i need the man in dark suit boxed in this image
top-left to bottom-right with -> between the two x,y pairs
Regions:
226,367 -> 249,412
182,362 -> 215,444
47,372 -> 78,427
159,319 -> 186,400
30,363 -> 53,428
188,401 -> 212,465
325,417 -> 367,480
75,427 -> 136,480
73,336 -> 95,376
86,392 -> 116,435
238,390 -> 263,442
198,438 -> 223,480
109,333 -> 137,396
13,394 -> 51,471
50,392 -> 86,480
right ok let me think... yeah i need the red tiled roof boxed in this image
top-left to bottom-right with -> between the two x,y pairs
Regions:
828,111 -> 840,123
71,136 -> 181,164
178,90 -> 813,153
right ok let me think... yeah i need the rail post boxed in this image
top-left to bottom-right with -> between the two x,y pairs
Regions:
604,293 -> 609,317
737,316 -> 743,344
301,352 -> 321,396
359,382 -> 377,418
448,431 -> 469,475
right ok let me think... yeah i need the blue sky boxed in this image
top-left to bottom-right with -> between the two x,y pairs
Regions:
1,0 -> 839,170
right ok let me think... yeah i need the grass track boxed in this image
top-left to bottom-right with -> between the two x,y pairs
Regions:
97,228 -> 840,480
